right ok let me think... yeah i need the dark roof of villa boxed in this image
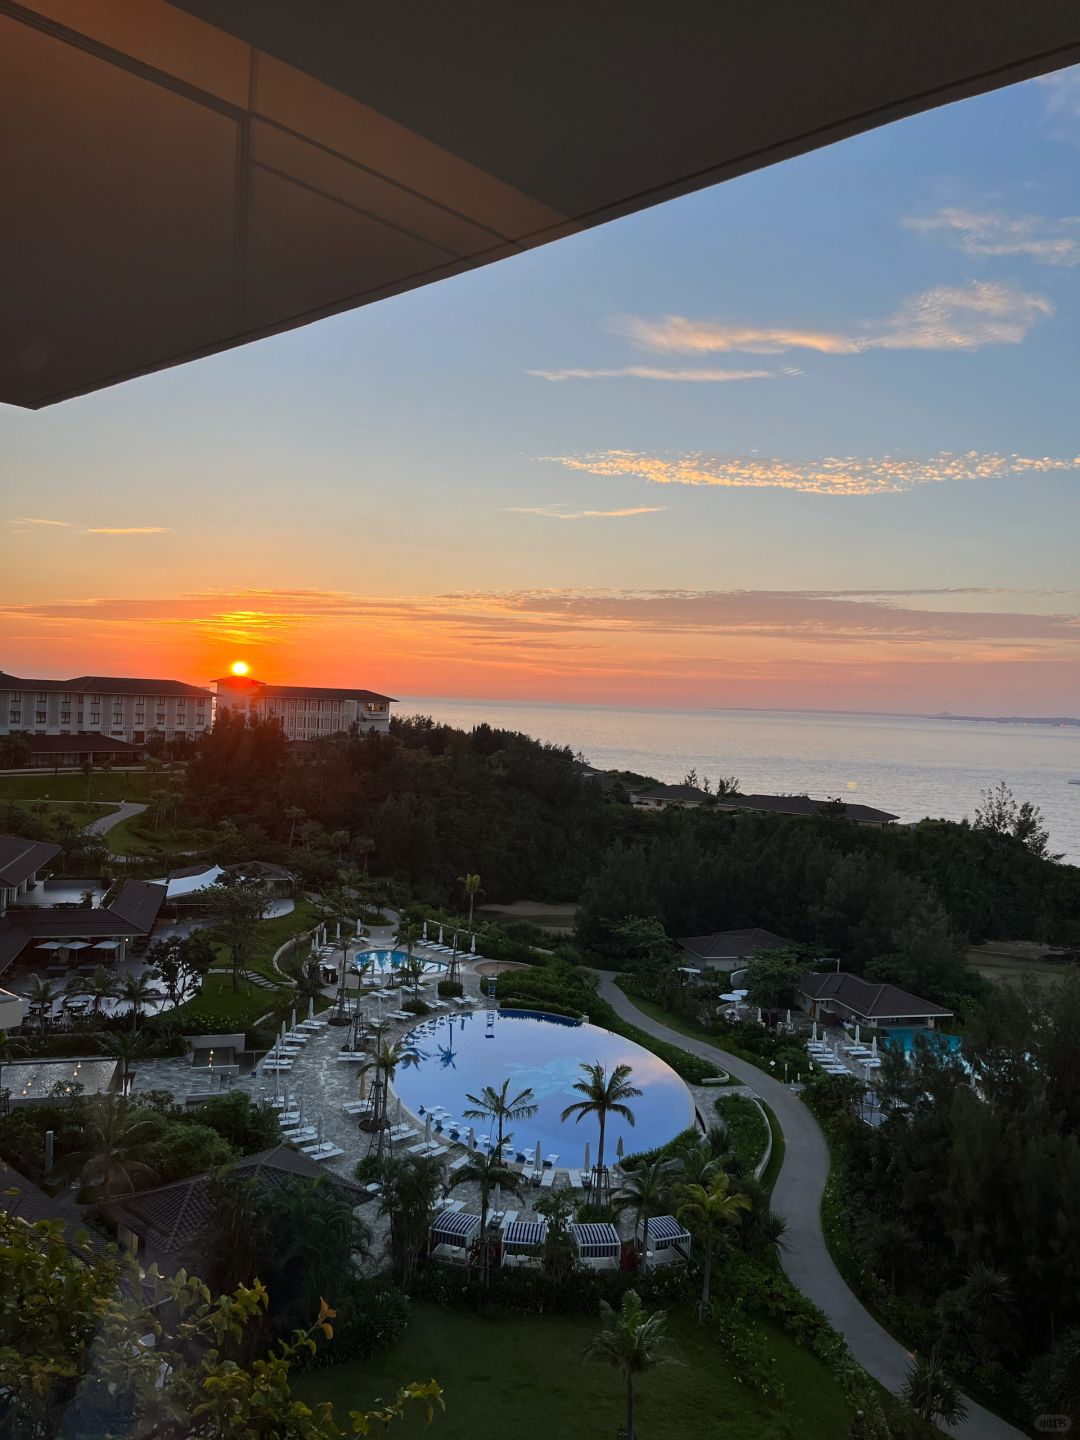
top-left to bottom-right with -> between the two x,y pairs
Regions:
724,793 -> 899,823
103,1147 -> 364,1259
0,836 -> 62,888
799,971 -> 953,1020
0,673 -> 211,697
257,684 -> 396,704
0,922 -> 31,970
633,783 -> 708,803
109,880 -> 167,932
679,928 -> 795,961
0,1159 -> 107,1255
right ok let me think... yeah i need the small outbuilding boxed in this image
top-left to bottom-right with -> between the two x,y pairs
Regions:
428,1208 -> 481,1265
570,1221 -> 621,1270
638,1214 -> 692,1265
500,1218 -> 548,1267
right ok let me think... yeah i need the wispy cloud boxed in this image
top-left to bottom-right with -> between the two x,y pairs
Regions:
1039,66 -> 1080,146
13,517 -> 71,527
614,280 -> 1053,357
546,449 -> 1080,497
526,365 -> 773,383
509,504 -> 667,520
84,527 -> 171,536
903,207 -> 1080,266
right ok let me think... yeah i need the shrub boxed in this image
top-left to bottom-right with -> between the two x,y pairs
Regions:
354,1155 -> 381,1184
411,1255 -> 693,1317
306,1278 -> 409,1366
437,979 -> 463,998
716,1095 -> 770,1171
402,997 -> 430,1016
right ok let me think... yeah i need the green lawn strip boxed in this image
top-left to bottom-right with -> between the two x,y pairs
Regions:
296,1302 -> 854,1440
716,1094 -> 770,1172
105,816 -> 213,858
758,1100 -> 785,1198
1,799 -> 119,825
0,772 -> 153,803
168,974 -> 282,1030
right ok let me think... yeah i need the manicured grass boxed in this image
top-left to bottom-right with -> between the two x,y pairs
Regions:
106,815 -> 213,858
169,973 -> 281,1029
242,897 -> 321,980
297,1303 -> 854,1440
0,799 -> 119,825
716,1094 -> 770,1172
0,771 -> 152,803
759,1100 -> 785,1198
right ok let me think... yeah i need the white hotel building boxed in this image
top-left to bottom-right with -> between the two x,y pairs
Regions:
0,672 -> 212,743
0,670 -> 395,746
212,675 -> 395,739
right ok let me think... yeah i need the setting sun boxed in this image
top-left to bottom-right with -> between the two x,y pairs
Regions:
230,660 -> 249,676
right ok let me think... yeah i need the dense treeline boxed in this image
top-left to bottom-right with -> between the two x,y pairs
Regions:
173,713 -> 1080,1000
814,973 -> 1080,1423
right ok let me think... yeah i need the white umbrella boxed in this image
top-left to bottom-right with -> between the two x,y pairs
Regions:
756,1006 -> 763,1024
786,1009 -> 792,1028
307,997 -> 315,1022
356,918 -> 363,936
283,1080 -> 290,1110
470,933 -> 476,954
273,1067 -> 281,1100
584,1141 -> 591,1174
468,1126 -> 476,1151
452,931 -> 458,951
871,1035 -> 878,1059
335,921 -> 341,941
616,1135 -> 625,1161
422,920 -> 428,940
395,1095 -> 403,1124
534,1140 -> 542,1172
280,1021 -> 287,1045
854,1023 -> 861,1045
811,1020 -> 818,1042
438,925 -> 444,945
66,940 -> 90,952
290,1007 -> 297,1032
425,1114 -> 433,1143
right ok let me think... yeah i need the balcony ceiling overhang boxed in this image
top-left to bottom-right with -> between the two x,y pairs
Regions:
3,0 -> 1079,409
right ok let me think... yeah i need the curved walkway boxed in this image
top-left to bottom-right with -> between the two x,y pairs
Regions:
83,800 -> 146,836
595,973 -> 1026,1440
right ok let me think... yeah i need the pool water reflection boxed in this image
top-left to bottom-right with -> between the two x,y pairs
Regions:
354,948 -> 444,975
391,1008 -> 694,1163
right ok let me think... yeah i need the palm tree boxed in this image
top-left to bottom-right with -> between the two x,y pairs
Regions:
360,1039 -> 418,1161
561,1061 -> 642,1204
76,1095 -> 161,1198
613,1157 -> 679,1270
458,873 -> 482,930
67,965 -> 118,1018
316,880 -> 361,1022
377,1153 -> 444,1287
676,1173 -> 752,1321
901,1349 -> 968,1428
98,1030 -> 152,1094
447,1146 -> 520,1283
463,1077 -> 538,1151
199,1166 -> 266,1295
25,974 -> 58,1033
119,970 -> 158,1033
583,1289 -> 676,1440
399,951 -> 426,994
283,805 -> 306,847
397,919 -> 422,968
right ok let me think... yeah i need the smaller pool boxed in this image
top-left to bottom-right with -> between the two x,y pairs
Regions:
885,1026 -> 962,1055
354,948 -> 444,976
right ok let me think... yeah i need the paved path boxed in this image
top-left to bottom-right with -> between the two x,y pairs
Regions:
83,800 -> 146,836
595,973 -> 1026,1440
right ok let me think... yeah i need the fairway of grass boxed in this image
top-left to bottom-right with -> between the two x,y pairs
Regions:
297,1303 -> 854,1440
968,941 -> 1068,990
0,771 -> 153,803
105,814 -> 214,858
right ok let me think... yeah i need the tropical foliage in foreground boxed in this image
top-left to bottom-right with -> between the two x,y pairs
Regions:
0,1208 -> 441,1439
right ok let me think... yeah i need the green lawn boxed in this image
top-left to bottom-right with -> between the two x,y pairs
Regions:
0,799 -> 119,825
105,814 -> 214,858
169,973 -> 283,1029
0,771 -> 152,803
297,1303 -> 854,1440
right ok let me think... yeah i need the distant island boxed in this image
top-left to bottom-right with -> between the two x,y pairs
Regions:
932,711 -> 1080,728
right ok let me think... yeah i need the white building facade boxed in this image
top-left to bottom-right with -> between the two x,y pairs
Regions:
0,672 -> 212,744
212,676 -> 395,739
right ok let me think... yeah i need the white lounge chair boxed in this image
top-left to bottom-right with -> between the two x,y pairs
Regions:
539,1169 -> 557,1190
447,1153 -> 471,1173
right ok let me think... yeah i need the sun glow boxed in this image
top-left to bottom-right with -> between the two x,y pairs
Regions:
230,660 -> 249,676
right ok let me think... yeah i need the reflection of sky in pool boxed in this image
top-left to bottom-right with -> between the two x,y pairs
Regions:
354,949 -> 444,974
391,1009 -> 694,1163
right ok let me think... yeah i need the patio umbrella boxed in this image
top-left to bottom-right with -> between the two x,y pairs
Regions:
616,1135 -> 625,1162
534,1140 -> 542,1172
438,925 -> 444,945
290,1006 -> 297,1032
812,1021 -> 818,1043
786,1008 -> 792,1028
396,1095 -> 402,1124
425,1114 -> 433,1143
273,1067 -> 281,1100
94,940 -> 120,951
871,1035 -> 878,1059
335,921 -> 341,941
467,1126 -> 476,1151
422,920 -> 428,940
756,1006 -> 763,1024
584,1142 -> 591,1175
317,1113 -> 325,1146
470,933 -> 476,954
356,917 -> 363,936
307,997 -> 315,1022
855,1023 -> 861,1045
298,1089 -> 306,1125
280,1021 -> 287,1045
37,941 -> 64,951
283,1081 -> 290,1110
66,940 -> 90,952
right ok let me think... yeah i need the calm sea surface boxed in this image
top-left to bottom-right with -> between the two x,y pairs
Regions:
400,699 -> 1080,864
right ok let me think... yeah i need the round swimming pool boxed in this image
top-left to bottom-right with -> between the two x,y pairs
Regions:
354,948 -> 444,976
391,1009 -> 694,1164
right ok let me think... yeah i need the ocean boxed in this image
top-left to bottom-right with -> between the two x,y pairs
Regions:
399,699 -> 1080,864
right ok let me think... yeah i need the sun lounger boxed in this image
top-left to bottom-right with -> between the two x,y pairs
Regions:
447,1152 -> 471,1173
499,1211 -> 519,1230
283,1126 -> 318,1144
342,1101 -> 374,1116
335,1052 -> 369,1063
539,1168 -> 557,1190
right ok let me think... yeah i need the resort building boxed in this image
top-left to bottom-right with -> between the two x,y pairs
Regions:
630,782 -> 897,826
0,837 -> 62,916
18,734 -> 147,769
0,672 -> 212,745
212,673 -> 395,739
798,971 -> 953,1029
678,928 -> 797,973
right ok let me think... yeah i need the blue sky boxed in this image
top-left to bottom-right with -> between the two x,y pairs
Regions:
4,65 -> 1080,712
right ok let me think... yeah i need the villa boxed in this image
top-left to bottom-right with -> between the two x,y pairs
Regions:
678,927 -> 796,973
0,836 -> 62,914
798,971 -> 953,1029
